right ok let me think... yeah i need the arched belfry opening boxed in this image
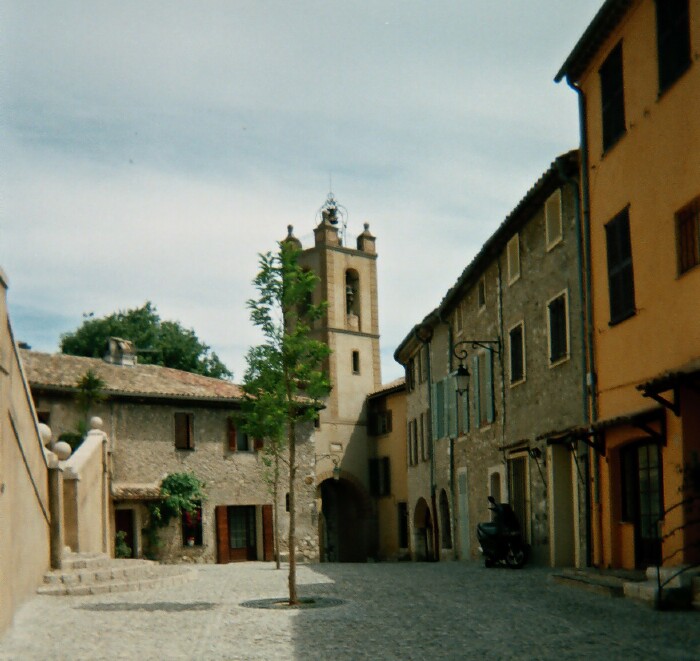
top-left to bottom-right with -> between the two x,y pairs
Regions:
345,269 -> 360,330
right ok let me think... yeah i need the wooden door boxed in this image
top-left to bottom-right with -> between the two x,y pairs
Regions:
228,506 -> 257,561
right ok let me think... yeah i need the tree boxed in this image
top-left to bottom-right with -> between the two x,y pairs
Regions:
60,302 -> 231,379
58,369 -> 106,450
242,239 -> 330,604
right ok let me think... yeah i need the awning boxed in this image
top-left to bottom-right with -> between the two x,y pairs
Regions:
636,358 -> 700,416
111,482 -> 161,501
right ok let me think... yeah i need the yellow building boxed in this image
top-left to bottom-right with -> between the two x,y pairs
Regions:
557,0 -> 700,570
367,378 -> 408,561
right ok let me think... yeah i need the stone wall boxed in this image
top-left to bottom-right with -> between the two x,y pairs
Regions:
0,269 -> 51,634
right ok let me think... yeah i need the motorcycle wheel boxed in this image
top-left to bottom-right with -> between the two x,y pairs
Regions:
505,543 -> 527,569
484,556 -> 495,568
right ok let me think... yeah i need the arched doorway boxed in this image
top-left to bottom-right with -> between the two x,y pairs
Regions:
413,497 -> 434,561
318,478 -> 369,562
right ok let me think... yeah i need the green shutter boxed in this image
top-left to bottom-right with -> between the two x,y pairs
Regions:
462,390 -> 470,433
447,376 -> 457,438
486,350 -> 495,424
473,355 -> 481,427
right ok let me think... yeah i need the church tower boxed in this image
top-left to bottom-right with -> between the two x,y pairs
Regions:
290,193 -> 382,561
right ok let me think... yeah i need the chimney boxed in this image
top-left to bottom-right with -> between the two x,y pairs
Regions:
104,337 -> 137,366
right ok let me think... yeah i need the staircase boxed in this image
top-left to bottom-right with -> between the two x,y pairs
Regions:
38,552 -> 197,596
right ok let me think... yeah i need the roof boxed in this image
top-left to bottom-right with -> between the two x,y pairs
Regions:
555,0 -> 634,84
394,150 -> 579,364
20,350 -> 244,403
367,377 -> 406,399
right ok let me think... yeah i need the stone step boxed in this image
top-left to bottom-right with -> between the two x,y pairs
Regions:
552,568 -> 646,599
61,552 -> 113,571
38,554 -> 197,596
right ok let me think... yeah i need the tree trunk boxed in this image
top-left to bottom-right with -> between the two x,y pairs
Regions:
273,452 -> 281,570
287,420 -> 298,604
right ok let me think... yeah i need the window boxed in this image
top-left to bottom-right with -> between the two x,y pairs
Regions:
370,407 -> 392,436
406,357 -> 416,392
227,418 -> 254,452
459,389 -> 470,435
439,490 -> 452,549
352,350 -> 360,374
545,189 -> 563,249
477,278 -> 486,309
599,42 -> 626,151
473,351 -> 495,427
509,322 -> 525,383
435,380 -> 445,438
419,346 -> 428,383
37,410 -> 51,425
411,419 -> 418,465
547,293 -> 569,364
397,502 -> 409,549
182,502 -> 203,546
345,270 -> 360,318
605,208 -> 636,324
455,303 -> 463,334
507,234 -> 520,284
419,412 -> 426,461
677,195 -> 700,274
656,0 -> 691,93
174,412 -> 194,450
369,457 -> 391,497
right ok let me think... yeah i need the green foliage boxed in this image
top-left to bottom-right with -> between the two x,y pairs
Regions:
76,369 -> 106,415
144,472 -> 205,558
242,239 -> 331,597
242,240 -> 331,436
60,302 -> 232,379
115,530 -> 132,558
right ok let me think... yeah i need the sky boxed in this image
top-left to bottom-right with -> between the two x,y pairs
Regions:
1,0 -> 600,383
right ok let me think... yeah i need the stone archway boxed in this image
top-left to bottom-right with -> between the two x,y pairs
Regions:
318,476 -> 370,562
413,497 -> 434,561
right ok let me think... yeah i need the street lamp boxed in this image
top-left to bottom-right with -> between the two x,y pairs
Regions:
451,338 -> 501,395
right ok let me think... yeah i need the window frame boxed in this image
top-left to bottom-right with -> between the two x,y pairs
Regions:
477,277 -> 486,311
546,291 -> 569,367
508,321 -> 526,385
181,501 -> 203,546
352,350 -> 360,374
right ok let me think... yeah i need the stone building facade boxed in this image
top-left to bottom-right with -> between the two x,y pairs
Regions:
288,199 -> 383,562
21,347 -> 318,565
396,151 -> 589,567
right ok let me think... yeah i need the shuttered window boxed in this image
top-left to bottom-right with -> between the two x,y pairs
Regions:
369,457 -> 391,497
545,189 -> 563,249
605,208 -> 636,324
507,234 -> 520,284
677,195 -> 700,274
655,0 -> 690,93
174,412 -> 194,450
547,293 -> 569,364
599,42 -> 626,151
509,323 -> 525,383
474,351 -> 495,427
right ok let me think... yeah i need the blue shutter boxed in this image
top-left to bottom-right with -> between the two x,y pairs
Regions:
473,355 -> 481,427
486,350 -> 495,424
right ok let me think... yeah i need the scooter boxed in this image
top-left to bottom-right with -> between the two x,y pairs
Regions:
476,496 -> 530,568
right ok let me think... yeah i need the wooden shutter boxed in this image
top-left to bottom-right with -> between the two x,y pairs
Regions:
215,505 -> 229,564
430,383 -> 438,442
386,410 -> 393,433
605,208 -> 635,323
227,418 -> 237,452
262,504 -> 274,561
369,458 -> 379,496
462,390 -> 470,434
382,457 -> 391,496
175,412 -> 192,449
545,189 -> 563,247
507,234 -> 520,283
254,437 -> 264,451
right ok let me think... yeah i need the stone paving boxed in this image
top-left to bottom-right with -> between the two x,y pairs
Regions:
1,561 -> 699,660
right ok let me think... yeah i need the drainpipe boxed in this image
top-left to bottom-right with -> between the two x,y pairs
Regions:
555,153 -> 589,568
567,77 -> 598,568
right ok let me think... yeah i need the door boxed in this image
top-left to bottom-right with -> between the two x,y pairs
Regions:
621,442 -> 662,568
114,509 -> 136,558
228,506 -> 257,561
509,454 -> 529,541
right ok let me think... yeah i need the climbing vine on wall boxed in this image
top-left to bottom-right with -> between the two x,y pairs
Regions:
144,472 -> 205,559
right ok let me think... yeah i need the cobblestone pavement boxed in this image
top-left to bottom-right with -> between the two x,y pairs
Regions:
2,561 -> 699,660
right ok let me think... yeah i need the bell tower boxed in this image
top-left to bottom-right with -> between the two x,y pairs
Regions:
291,193 -> 382,561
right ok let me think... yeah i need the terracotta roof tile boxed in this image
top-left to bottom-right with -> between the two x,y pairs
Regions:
20,350 -> 243,402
